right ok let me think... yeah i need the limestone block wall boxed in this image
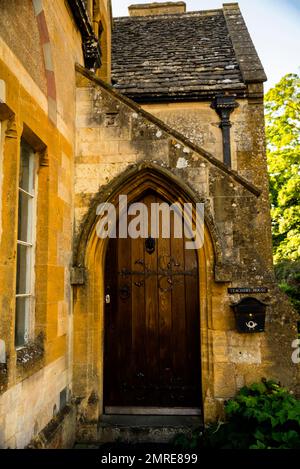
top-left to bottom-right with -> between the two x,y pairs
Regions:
142,97 -> 268,187
142,96 -> 274,279
0,60 -> 75,446
0,0 -> 47,95
75,75 -> 258,243
0,120 -> 5,246
43,0 -> 83,133
74,69 -> 270,283
128,2 -> 186,16
0,356 -> 69,448
97,0 -> 113,83
0,0 -> 84,448
73,68 -> 298,425
0,0 -> 84,132
142,102 -> 224,163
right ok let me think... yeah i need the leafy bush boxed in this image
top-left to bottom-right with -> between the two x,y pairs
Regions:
265,73 -> 300,264
275,260 -> 300,315
174,380 -> 300,449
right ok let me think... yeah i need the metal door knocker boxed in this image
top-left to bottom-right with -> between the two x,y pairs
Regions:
119,284 -> 130,300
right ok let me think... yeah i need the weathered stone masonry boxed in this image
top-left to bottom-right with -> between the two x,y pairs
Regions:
72,66 -> 298,436
0,0 -> 298,448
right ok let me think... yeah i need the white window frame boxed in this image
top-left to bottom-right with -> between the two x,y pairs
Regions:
15,140 -> 38,348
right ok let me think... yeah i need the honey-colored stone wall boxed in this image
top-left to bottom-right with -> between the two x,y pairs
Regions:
97,0 -> 112,83
0,60 -> 75,446
0,0 -> 298,447
0,0 -> 47,95
73,69 -> 298,430
43,0 -> 83,134
128,2 -> 186,16
0,0 -> 86,448
0,356 -> 70,448
142,103 -> 224,162
143,96 -> 274,272
143,98 -> 268,182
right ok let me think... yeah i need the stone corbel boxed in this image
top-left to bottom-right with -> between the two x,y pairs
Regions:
0,80 -> 14,121
71,266 -> 86,286
40,148 -> 49,167
5,116 -> 18,140
214,263 -> 233,283
211,95 -> 238,167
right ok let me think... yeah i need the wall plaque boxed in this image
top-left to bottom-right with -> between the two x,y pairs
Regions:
228,287 -> 268,294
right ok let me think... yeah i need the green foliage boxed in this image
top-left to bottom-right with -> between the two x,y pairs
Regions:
265,73 -> 300,263
207,380 -> 300,449
173,429 -> 202,450
174,380 -> 300,449
275,260 -> 300,314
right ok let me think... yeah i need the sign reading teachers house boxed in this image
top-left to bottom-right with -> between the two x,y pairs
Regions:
228,287 -> 269,294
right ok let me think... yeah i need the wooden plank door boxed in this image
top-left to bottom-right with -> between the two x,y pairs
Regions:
104,192 -> 201,409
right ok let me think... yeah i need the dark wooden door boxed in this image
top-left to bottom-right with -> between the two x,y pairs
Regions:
104,192 -> 201,409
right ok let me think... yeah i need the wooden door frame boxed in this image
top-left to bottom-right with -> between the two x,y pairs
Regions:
72,163 -> 223,423
103,190 -> 202,411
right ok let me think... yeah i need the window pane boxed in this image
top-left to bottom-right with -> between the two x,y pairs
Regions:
15,139 -> 36,347
18,191 -> 32,243
19,140 -> 34,193
16,244 -> 31,294
15,296 -> 29,347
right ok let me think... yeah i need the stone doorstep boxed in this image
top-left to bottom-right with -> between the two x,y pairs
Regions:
93,416 -> 203,445
74,442 -> 191,453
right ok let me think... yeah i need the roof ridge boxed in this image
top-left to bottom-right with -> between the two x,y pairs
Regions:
76,64 -> 261,197
113,9 -> 223,21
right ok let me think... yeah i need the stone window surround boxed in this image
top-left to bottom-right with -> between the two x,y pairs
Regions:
14,125 -> 48,371
0,120 -> 6,247
15,139 -> 39,347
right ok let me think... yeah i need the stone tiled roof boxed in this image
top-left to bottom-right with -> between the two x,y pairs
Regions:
112,4 -> 266,102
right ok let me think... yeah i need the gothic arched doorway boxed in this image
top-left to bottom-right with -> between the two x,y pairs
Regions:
103,190 -> 201,413
73,164 -> 218,422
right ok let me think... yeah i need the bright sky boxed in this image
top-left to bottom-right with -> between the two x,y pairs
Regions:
111,0 -> 300,91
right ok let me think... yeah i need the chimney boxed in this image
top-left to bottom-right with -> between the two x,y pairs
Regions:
128,2 -> 186,17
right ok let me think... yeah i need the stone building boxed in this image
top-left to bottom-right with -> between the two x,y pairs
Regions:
0,0 -> 298,448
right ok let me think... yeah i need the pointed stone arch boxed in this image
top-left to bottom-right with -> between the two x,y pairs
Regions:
72,162 -> 226,435
73,162 -> 225,271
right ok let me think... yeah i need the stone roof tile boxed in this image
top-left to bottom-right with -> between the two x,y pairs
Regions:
111,4 -> 266,101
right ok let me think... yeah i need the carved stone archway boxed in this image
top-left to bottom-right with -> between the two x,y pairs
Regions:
74,162 -> 225,269
72,163 -> 222,429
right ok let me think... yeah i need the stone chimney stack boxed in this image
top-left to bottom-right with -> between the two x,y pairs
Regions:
128,2 -> 186,17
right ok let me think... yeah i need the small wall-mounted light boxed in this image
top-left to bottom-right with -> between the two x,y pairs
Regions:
231,297 -> 267,333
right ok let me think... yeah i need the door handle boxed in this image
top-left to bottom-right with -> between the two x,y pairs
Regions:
105,294 -> 111,304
